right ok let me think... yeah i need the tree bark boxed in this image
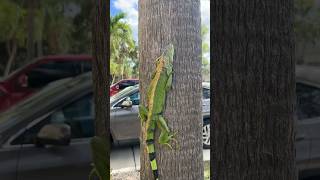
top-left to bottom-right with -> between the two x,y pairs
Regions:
92,0 -> 110,177
92,0 -> 109,140
211,1 -> 296,180
139,0 -> 203,179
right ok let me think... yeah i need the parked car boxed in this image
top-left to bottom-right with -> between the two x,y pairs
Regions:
110,82 -> 210,148
0,72 -> 210,180
1,65 -> 320,179
0,55 -> 92,112
110,79 -> 139,96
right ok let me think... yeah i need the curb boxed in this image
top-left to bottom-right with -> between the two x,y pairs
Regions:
111,167 -> 138,174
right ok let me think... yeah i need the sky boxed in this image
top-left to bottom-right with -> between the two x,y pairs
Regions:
110,0 -> 210,59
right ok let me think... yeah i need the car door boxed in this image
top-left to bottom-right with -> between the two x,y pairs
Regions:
9,93 -> 94,180
0,145 -> 20,180
296,82 -> 320,175
111,90 -> 140,142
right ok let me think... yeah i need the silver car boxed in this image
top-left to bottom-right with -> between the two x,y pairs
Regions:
0,72 -> 210,180
110,83 -> 211,148
0,65 -> 320,179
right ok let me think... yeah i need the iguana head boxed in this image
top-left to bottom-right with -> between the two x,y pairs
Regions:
160,44 -> 174,70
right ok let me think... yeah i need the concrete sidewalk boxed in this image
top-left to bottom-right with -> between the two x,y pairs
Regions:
110,145 -> 210,172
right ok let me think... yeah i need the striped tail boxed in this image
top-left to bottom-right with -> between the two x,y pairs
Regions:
146,120 -> 159,180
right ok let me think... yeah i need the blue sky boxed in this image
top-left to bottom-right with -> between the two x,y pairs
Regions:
110,0 -> 210,59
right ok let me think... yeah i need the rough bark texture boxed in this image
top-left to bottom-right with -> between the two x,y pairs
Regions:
139,0 -> 203,179
211,1 -> 296,180
92,0 -> 110,171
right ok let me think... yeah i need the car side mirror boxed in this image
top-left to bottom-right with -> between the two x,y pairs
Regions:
120,97 -> 132,108
17,74 -> 28,88
36,124 -> 71,147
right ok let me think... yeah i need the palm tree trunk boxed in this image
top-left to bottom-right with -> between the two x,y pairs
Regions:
139,0 -> 203,179
211,0 -> 296,179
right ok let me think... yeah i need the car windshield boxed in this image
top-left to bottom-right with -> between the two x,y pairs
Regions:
110,85 -> 138,103
0,73 -> 92,125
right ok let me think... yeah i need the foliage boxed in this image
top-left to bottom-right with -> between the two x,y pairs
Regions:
89,136 -> 110,180
201,24 -> 210,81
110,12 -> 137,84
204,161 -> 210,180
0,0 -> 27,46
0,0 -> 93,75
294,0 -> 320,64
295,0 -> 320,43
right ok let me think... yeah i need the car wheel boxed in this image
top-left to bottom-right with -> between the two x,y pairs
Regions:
202,120 -> 210,149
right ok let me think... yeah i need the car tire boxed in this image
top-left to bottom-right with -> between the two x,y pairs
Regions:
202,119 -> 210,149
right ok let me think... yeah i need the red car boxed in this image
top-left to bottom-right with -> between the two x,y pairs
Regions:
110,79 -> 139,96
0,55 -> 92,112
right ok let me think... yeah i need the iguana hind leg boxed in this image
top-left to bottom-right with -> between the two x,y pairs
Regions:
157,116 -> 177,149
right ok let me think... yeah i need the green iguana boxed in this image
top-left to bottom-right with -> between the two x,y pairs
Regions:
139,44 -> 177,180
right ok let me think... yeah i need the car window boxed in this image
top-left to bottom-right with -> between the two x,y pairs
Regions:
114,87 -> 208,108
118,81 -> 131,90
11,94 -> 94,145
25,61 -> 79,88
25,60 -> 92,89
296,82 -> 320,120
129,91 -> 140,105
115,91 -> 140,107
82,61 -> 92,72
203,88 -> 210,99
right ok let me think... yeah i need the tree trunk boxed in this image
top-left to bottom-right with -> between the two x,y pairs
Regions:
211,1 -> 296,180
91,0 -> 110,176
139,0 -> 203,179
92,0 -> 109,139
4,40 -> 17,76
27,0 -> 35,61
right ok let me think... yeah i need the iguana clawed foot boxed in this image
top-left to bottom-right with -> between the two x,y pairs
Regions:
159,131 -> 178,150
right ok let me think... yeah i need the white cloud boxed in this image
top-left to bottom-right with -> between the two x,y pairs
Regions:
113,0 -> 210,61
113,0 -> 139,42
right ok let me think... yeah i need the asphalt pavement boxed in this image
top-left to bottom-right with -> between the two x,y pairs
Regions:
110,145 -> 210,172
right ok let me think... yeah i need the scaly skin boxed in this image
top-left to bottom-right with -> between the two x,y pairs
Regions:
139,44 -> 176,180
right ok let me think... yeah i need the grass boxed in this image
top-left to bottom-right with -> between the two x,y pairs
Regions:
204,161 -> 210,180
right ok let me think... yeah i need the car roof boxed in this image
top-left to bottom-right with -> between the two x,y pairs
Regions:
2,54 -> 92,81
110,79 -> 139,87
38,54 -> 92,61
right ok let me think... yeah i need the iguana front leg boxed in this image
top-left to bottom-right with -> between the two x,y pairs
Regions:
165,72 -> 172,92
157,116 -> 177,149
139,105 -> 148,125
